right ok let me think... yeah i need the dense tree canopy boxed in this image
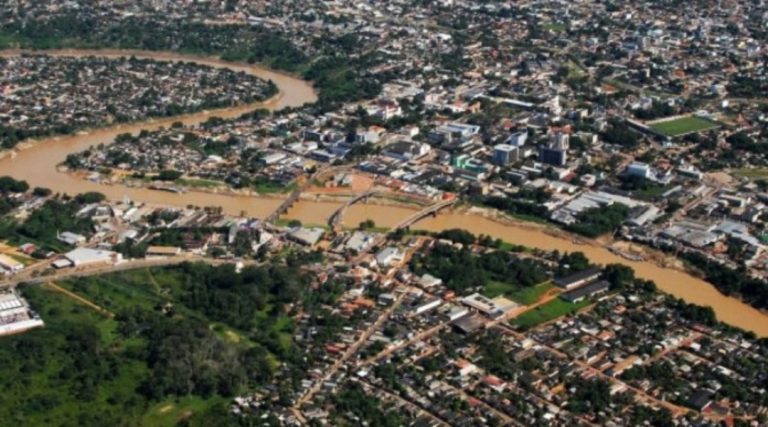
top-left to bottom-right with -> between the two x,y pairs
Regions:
410,242 -> 548,292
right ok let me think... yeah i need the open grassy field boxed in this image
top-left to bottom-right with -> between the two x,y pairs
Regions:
543,22 -> 567,32
175,177 -> 224,189
635,183 -> 673,201
484,280 -> 518,298
0,285 -> 223,427
59,268 -> 167,314
513,298 -> 591,329
254,180 -> 297,194
732,168 -> 768,180
483,281 -> 555,306
508,282 -> 555,305
0,263 -> 302,426
142,396 -> 227,427
648,116 -> 720,137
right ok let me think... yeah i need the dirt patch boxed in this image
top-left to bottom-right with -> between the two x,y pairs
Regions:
708,171 -> 733,185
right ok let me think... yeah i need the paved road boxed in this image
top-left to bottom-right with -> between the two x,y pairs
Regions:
1,255 -> 257,289
294,289 -> 408,409
496,323 -> 691,418
352,378 -> 451,427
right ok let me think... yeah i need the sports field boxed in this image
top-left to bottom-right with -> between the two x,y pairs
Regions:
648,116 -> 720,137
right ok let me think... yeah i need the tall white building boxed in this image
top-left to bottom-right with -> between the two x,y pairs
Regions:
493,144 -> 518,166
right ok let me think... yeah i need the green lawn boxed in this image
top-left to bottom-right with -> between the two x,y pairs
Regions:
508,212 -> 551,224
483,281 -> 554,305
648,116 -> 720,137
483,281 -> 518,298
0,33 -> 21,48
543,22 -> 567,32
733,168 -> 768,180
495,241 -> 531,253
0,264 -> 299,426
143,396 -> 227,427
175,177 -> 224,189
59,268 -> 166,313
513,298 -> 591,329
508,282 -> 555,305
635,184 -> 672,200
254,180 -> 297,194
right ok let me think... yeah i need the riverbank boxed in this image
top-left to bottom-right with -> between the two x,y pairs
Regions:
0,92 -> 280,164
0,48 -> 318,159
280,197 -> 768,336
412,207 -> 768,337
0,49 -> 766,336
62,169 -> 293,201
0,49 -> 316,217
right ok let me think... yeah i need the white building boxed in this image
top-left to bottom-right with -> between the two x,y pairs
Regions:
506,131 -> 528,147
0,291 -> 44,336
461,293 -> 519,318
60,247 -> 122,267
375,247 -> 404,267
288,227 -> 325,247
58,231 -> 87,246
493,144 -> 518,166
626,162 -> 652,179
261,152 -> 287,165
413,298 -> 443,315
0,254 -> 24,274
343,231 -> 375,253
417,273 -> 442,289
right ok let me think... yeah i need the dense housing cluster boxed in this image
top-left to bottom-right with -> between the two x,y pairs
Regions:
0,177 -> 766,425
1,0 -> 768,425
40,0 -> 768,314
0,55 -> 276,148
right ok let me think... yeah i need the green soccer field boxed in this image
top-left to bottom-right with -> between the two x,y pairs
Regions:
649,116 -> 720,137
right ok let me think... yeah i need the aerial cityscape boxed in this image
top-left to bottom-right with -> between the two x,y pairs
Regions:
0,0 -> 767,425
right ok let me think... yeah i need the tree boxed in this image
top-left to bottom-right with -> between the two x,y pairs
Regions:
32,187 -> 52,197
602,264 -> 635,289
567,203 -> 630,237
0,176 -> 29,193
74,192 -> 106,204
157,170 -> 183,181
436,228 -> 476,245
602,120 -> 641,147
359,219 -> 376,230
558,252 -> 591,274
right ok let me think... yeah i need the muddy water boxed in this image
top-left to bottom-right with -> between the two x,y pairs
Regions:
283,199 -> 422,230
0,49 -> 317,216
343,203 -> 422,229
415,214 -> 768,337
263,198 -> 768,336
1,50 -> 766,335
282,201 -> 342,226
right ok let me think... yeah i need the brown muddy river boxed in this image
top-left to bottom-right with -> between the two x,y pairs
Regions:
1,50 -> 767,335
285,200 -> 768,335
0,49 -> 316,217
417,214 -> 768,336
